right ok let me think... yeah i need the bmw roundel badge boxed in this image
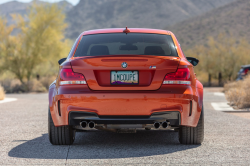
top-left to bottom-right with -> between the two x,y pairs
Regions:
121,62 -> 128,68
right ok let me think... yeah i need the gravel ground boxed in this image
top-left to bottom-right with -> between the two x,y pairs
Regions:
0,89 -> 249,165
227,112 -> 250,119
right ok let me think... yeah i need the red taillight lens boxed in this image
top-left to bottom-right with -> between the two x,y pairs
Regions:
60,68 -> 86,85
244,69 -> 249,75
163,68 -> 191,85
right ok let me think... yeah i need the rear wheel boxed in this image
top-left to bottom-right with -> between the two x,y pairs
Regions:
48,109 -> 75,145
178,106 -> 204,145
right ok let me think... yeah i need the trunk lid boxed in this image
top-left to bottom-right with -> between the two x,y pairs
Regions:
71,55 -> 180,90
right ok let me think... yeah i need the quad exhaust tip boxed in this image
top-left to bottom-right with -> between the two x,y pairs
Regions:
154,122 -> 160,129
79,121 -> 95,128
153,121 -> 169,129
88,121 -> 95,128
162,121 -> 168,128
80,121 -> 88,128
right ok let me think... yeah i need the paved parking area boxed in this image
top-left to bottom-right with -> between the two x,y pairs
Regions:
0,89 -> 250,165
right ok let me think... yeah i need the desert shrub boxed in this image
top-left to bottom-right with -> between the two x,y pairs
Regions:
224,75 -> 250,109
1,79 -> 27,93
0,78 -> 47,93
1,79 -> 25,93
27,79 -> 47,92
0,84 -> 5,100
224,81 -> 241,92
40,76 -> 56,90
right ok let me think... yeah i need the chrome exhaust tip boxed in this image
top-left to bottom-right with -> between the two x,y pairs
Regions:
153,122 -> 160,129
162,121 -> 168,128
88,121 -> 95,128
80,121 -> 88,128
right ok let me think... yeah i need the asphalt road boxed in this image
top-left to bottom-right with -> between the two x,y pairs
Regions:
0,88 -> 250,165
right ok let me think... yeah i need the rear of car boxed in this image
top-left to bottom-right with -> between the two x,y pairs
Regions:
236,65 -> 250,80
48,28 -> 204,145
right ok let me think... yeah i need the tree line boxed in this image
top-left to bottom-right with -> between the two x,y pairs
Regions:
184,33 -> 250,86
0,4 -> 71,90
1,4 -> 250,90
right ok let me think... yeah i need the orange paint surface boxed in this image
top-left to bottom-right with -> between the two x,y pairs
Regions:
49,28 -> 203,127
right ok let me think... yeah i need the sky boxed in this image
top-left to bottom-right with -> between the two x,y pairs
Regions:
0,0 -> 80,5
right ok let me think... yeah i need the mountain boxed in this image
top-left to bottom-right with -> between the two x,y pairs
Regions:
167,0 -> 250,48
65,0 -> 236,39
0,0 -> 73,25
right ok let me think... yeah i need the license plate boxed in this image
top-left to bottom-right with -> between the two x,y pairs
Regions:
111,71 -> 138,85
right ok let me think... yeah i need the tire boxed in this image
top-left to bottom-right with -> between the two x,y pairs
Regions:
178,106 -> 204,145
48,108 -> 75,145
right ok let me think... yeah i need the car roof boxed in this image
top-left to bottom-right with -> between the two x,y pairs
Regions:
242,64 -> 250,68
82,28 -> 172,36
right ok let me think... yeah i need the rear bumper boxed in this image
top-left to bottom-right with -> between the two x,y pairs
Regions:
69,111 -> 180,126
49,85 -> 202,127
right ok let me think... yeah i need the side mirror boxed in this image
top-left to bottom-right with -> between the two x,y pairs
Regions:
186,57 -> 199,66
58,58 -> 67,65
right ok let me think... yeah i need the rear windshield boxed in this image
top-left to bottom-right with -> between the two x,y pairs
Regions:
74,33 -> 178,57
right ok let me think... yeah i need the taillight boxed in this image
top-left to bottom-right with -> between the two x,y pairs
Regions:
59,68 -> 87,85
241,68 -> 249,76
163,68 -> 191,85
244,69 -> 249,75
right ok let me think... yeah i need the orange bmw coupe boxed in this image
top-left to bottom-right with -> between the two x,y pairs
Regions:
48,28 -> 204,145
